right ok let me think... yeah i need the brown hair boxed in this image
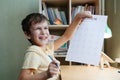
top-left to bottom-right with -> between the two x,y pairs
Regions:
21,13 -> 48,34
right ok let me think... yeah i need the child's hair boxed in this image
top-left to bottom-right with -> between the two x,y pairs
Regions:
21,13 -> 48,43
21,13 -> 48,34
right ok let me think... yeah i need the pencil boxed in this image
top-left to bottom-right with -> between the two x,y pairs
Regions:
48,55 -> 58,67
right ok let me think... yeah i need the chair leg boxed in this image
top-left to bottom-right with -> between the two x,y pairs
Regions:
100,56 -> 104,69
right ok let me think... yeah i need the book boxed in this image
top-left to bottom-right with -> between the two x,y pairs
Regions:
53,8 -> 62,21
54,18 -> 63,25
50,8 -> 56,22
49,35 -> 67,52
60,11 -> 67,25
42,2 -> 49,20
47,8 -> 54,25
71,7 -> 78,20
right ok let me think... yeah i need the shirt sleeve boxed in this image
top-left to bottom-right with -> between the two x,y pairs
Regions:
22,52 -> 41,70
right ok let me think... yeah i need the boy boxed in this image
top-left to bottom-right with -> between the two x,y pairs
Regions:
18,12 -> 92,80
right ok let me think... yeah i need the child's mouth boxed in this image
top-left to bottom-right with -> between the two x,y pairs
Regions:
39,36 -> 48,40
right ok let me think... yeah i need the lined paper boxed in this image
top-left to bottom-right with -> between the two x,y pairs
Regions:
66,15 -> 108,66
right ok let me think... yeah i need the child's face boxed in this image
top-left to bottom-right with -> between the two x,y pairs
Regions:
28,21 -> 50,46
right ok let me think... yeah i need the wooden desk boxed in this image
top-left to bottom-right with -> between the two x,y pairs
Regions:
60,65 -> 120,80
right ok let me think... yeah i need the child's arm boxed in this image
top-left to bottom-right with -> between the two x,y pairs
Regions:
54,12 -> 92,50
18,69 -> 49,80
18,61 -> 60,80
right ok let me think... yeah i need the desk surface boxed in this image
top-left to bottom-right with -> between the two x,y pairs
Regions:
60,65 -> 120,80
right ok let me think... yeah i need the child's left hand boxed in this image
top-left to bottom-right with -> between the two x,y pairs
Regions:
76,11 -> 92,23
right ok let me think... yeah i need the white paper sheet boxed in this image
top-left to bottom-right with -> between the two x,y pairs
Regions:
66,15 -> 108,66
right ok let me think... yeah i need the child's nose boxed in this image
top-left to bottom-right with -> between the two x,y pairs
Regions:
41,29 -> 46,35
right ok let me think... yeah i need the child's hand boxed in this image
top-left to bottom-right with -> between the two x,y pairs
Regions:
47,60 -> 60,78
76,11 -> 92,22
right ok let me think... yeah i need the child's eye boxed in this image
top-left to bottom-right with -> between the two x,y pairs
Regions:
36,28 -> 41,30
44,27 -> 48,29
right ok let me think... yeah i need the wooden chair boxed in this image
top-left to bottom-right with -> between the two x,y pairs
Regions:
100,52 -> 115,69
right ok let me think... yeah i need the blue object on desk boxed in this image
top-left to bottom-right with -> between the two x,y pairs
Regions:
118,70 -> 120,73
48,55 -> 58,67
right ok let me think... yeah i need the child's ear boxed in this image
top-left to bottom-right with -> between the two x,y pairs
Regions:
24,32 -> 31,39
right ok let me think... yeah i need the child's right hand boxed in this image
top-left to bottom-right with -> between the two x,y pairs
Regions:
47,60 -> 60,78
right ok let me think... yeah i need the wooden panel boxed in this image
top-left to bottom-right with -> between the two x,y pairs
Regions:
72,0 -> 96,5
60,66 -> 120,80
42,0 -> 68,7
49,25 -> 68,30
